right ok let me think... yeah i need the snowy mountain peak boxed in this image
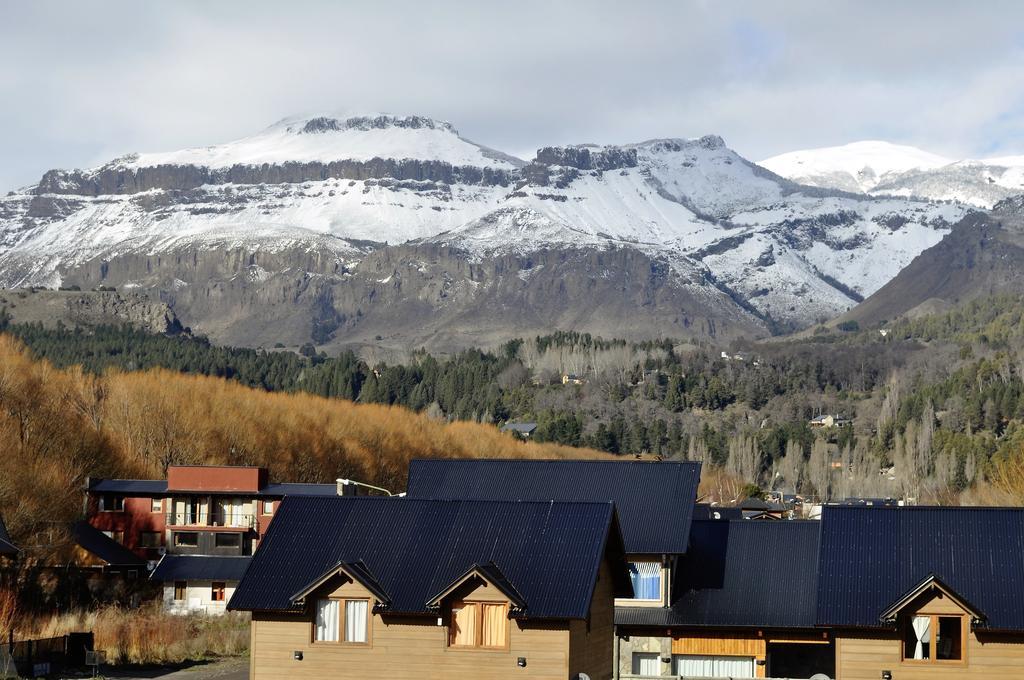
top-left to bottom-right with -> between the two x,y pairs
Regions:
761,140 -> 1024,207
113,112 -> 522,171
287,114 -> 456,135
760,141 -> 953,193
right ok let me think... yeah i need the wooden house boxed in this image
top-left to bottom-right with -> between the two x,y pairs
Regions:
405,459 -> 703,676
229,496 -> 631,680
616,518 -> 831,678
818,506 -> 1024,679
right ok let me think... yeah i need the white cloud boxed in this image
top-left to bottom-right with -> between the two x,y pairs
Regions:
1,0 -> 1022,190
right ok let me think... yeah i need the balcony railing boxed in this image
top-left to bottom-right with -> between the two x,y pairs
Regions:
165,512 -> 256,529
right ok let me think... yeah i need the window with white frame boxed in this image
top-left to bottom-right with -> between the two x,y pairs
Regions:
673,654 -> 755,678
314,598 -> 369,644
631,652 -> 660,676
315,599 -> 340,642
627,561 -> 662,600
262,500 -> 274,515
345,600 -> 368,643
151,497 -> 162,513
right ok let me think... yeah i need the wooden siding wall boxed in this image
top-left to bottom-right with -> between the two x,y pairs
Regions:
251,573 -> 583,680
836,592 -> 1024,680
568,560 -> 616,680
671,633 -> 767,678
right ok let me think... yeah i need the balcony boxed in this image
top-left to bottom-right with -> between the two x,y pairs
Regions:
165,512 -> 256,530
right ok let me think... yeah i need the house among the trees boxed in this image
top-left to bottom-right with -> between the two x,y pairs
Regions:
65,520 -> 148,575
561,373 -> 586,385
809,414 -> 851,429
229,496 -> 630,680
84,465 -> 343,613
500,422 -> 538,438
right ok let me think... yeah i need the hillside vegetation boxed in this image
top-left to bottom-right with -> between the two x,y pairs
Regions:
0,334 -> 606,545
6,294 -> 1024,509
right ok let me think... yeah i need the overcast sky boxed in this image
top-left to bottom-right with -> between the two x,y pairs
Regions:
1,1 -> 1023,190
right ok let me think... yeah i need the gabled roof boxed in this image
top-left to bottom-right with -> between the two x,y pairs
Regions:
817,506 -> 1024,631
425,562 -> 527,614
617,519 -> 821,629
151,555 -> 251,582
291,560 -> 391,608
0,516 -> 18,556
405,459 -> 701,554
229,496 -> 630,620
70,521 -> 146,567
500,423 -> 538,434
878,574 -> 986,624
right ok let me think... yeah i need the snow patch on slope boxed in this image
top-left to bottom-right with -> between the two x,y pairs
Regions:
119,114 -> 523,170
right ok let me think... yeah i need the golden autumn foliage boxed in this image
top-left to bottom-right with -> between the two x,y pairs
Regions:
0,334 -> 607,542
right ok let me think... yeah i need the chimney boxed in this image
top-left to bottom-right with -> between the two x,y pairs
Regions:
336,479 -> 357,497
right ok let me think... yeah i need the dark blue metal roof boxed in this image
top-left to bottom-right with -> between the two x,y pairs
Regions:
260,483 -> 337,497
692,504 -> 743,521
70,521 -> 147,566
87,479 -> 336,497
0,516 -> 17,555
229,496 -> 629,619
405,459 -> 701,555
89,479 -> 168,495
817,506 -> 1024,631
151,555 -> 251,582
617,519 -> 821,629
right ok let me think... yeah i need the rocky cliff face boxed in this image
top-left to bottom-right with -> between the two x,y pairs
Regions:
0,288 -> 181,334
0,113 -> 975,350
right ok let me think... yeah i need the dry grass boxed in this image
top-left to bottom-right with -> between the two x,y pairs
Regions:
19,605 -> 248,665
0,334 -> 607,542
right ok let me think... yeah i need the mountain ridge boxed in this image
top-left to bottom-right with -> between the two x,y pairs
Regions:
0,114 -> 972,350
762,140 -> 1024,208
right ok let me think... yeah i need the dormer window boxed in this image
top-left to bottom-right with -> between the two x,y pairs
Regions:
902,614 -> 964,662
449,601 -> 509,649
628,561 -> 662,600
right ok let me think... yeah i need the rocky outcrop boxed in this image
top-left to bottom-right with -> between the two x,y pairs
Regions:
533,145 -> 638,171
0,288 -> 181,334
36,157 -> 516,197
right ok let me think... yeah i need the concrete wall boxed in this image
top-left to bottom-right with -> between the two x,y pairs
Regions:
162,580 -> 238,615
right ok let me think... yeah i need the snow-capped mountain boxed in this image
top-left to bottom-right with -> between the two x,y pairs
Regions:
761,141 -> 1024,208
0,115 -> 971,350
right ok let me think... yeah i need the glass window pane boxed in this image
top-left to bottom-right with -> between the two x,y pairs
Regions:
345,600 -> 368,643
315,599 -> 339,642
632,652 -> 660,675
937,617 -> 962,660
450,602 -> 477,646
481,604 -> 507,647
628,562 -> 662,600
907,615 -> 932,660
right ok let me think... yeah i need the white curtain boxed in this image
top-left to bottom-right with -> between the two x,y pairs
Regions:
632,652 -> 660,676
913,615 -> 931,660
674,655 -> 755,678
315,599 -> 339,642
345,600 -> 368,643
